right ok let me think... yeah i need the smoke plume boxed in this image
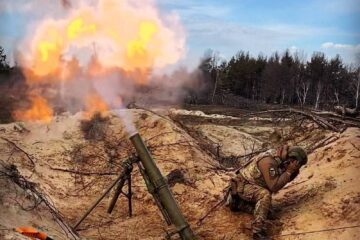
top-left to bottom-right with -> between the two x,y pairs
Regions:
6,0 -> 201,124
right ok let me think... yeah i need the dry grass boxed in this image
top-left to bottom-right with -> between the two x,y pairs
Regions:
80,112 -> 110,140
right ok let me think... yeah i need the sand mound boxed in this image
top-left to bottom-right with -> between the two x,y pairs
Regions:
0,163 -> 77,240
0,110 -> 359,239
191,124 -> 263,157
0,110 -> 228,239
273,128 -> 360,239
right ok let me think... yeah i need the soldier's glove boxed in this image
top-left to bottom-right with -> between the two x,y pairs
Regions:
286,160 -> 300,175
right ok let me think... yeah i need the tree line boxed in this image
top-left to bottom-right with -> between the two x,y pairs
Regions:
196,49 -> 360,110
0,46 -> 27,123
1,45 -> 360,120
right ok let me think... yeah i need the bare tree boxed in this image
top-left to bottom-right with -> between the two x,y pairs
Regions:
0,46 -> 9,71
210,51 -> 221,104
296,80 -> 310,106
211,70 -> 219,104
352,68 -> 360,110
307,52 -> 327,110
314,80 -> 323,110
354,54 -> 360,110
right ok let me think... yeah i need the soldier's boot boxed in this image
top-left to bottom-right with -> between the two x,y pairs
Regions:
252,219 -> 268,240
252,189 -> 271,239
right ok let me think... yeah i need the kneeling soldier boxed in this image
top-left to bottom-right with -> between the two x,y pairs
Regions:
227,145 -> 307,239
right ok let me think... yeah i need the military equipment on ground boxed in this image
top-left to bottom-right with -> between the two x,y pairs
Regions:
15,227 -> 53,240
73,132 -> 196,240
130,132 -> 196,240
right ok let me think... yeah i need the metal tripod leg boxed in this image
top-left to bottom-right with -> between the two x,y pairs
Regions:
107,165 -> 133,215
127,173 -> 132,217
73,159 -> 134,230
107,176 -> 127,214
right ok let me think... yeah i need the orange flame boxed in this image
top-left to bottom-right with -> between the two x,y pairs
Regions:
126,21 -> 157,68
13,96 -> 53,123
16,0 -> 185,122
30,26 -> 64,77
22,0 -> 184,80
67,17 -> 97,40
83,94 -> 109,119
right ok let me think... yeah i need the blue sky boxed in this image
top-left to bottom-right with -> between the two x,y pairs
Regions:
157,0 -> 360,67
1,0 -> 359,68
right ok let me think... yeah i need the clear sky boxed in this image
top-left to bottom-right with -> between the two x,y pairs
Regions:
1,0 -> 359,68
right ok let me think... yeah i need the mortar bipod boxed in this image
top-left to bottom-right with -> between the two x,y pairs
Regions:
107,159 -> 134,215
73,157 -> 138,230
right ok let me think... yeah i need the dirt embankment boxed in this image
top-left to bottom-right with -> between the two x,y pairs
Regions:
0,109 -> 359,239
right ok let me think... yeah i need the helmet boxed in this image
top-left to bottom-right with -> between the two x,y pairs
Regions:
288,146 -> 307,166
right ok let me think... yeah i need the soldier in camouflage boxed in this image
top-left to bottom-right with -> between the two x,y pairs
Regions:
226,145 -> 307,239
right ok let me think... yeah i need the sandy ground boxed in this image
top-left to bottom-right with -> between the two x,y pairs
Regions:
0,175 -> 76,240
0,109 -> 359,239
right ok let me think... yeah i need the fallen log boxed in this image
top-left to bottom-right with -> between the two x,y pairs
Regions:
243,108 -> 339,132
334,106 -> 359,117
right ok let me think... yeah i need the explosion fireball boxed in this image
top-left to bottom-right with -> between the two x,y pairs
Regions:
14,0 -> 185,123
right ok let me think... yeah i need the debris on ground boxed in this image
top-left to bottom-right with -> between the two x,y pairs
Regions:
0,108 -> 359,239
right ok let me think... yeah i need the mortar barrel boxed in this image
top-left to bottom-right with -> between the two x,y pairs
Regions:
129,132 -> 196,240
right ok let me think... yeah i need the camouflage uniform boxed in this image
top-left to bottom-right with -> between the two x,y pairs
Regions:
232,150 -> 279,232
229,149 -> 298,237
228,146 -> 307,239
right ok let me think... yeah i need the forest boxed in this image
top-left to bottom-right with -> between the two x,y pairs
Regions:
197,49 -> 360,111
1,45 -> 360,124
